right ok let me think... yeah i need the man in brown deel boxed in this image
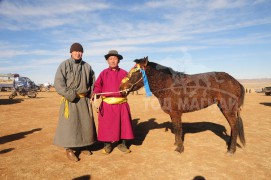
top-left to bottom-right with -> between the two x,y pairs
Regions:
53,43 -> 97,162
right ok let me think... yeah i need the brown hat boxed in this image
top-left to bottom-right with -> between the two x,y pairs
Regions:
70,43 -> 83,53
104,50 -> 123,60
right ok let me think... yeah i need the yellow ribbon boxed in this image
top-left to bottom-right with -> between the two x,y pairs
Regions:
102,96 -> 127,104
60,97 -> 69,119
60,93 -> 88,119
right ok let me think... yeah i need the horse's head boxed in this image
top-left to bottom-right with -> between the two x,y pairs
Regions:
120,56 -> 149,96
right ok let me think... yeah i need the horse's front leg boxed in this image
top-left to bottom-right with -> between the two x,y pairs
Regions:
171,114 -> 184,153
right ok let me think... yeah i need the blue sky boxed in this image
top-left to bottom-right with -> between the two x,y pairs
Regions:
0,0 -> 270,84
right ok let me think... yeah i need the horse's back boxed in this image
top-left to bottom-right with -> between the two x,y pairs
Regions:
188,71 -> 242,89
188,72 -> 244,106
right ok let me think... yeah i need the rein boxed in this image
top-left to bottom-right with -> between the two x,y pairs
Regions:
92,89 -> 129,112
122,65 -> 152,97
93,76 -> 143,97
126,76 -> 143,92
91,66 -> 150,112
91,78 -> 142,112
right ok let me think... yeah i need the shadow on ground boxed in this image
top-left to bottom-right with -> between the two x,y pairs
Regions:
0,128 -> 42,144
72,175 -> 91,180
260,102 -> 271,106
0,148 -> 15,154
131,118 -> 230,146
0,98 -> 24,105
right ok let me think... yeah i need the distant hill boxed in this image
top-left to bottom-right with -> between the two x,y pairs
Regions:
238,78 -> 271,89
238,78 -> 271,83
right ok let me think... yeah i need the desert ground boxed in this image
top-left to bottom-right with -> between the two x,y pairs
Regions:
0,81 -> 271,180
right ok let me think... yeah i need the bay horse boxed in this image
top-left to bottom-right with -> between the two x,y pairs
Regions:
120,57 -> 245,154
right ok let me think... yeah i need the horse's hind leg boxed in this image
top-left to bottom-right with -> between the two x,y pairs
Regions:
219,107 -> 238,154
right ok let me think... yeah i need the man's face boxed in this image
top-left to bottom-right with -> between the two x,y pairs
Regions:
71,51 -> 83,60
107,56 -> 119,69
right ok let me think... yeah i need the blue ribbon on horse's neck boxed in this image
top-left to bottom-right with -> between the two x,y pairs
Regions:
139,68 -> 152,97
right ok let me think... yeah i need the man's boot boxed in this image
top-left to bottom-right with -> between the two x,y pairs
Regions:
102,142 -> 112,154
117,140 -> 131,153
66,149 -> 79,162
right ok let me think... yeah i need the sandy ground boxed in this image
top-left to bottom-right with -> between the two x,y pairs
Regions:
0,85 -> 271,180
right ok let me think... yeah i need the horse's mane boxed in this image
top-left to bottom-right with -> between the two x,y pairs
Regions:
148,61 -> 185,77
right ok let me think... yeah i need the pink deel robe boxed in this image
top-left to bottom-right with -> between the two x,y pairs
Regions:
93,67 -> 134,142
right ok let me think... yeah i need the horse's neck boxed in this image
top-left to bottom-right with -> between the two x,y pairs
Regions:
146,66 -> 173,95
146,64 -> 189,96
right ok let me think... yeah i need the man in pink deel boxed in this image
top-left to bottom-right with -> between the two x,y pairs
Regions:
92,50 -> 134,154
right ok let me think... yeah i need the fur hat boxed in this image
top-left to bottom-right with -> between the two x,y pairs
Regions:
70,43 -> 83,53
104,50 -> 123,60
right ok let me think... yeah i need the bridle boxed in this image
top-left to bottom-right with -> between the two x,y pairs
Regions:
93,64 -> 143,97
92,64 -> 144,111
121,64 -> 143,93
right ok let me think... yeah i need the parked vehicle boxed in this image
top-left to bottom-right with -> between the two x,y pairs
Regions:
39,82 -> 52,92
255,89 -> 263,93
9,77 -> 38,99
0,73 -> 19,91
263,86 -> 271,96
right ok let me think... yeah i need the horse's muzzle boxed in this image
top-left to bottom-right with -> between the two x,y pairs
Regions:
120,83 -> 133,96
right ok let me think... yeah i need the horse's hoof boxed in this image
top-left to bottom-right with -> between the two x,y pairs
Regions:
175,146 -> 184,153
226,150 -> 235,156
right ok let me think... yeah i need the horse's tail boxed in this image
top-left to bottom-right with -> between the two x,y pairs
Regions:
236,83 -> 245,146
239,83 -> 245,108
237,109 -> 246,146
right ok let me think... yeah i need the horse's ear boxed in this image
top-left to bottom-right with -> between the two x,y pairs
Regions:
142,56 -> 148,68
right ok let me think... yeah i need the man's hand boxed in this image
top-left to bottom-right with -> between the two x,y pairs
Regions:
91,93 -> 100,101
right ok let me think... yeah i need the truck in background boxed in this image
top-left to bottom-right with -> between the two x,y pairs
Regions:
0,73 -> 19,91
0,73 -> 38,99
263,86 -> 271,96
9,76 -> 38,99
